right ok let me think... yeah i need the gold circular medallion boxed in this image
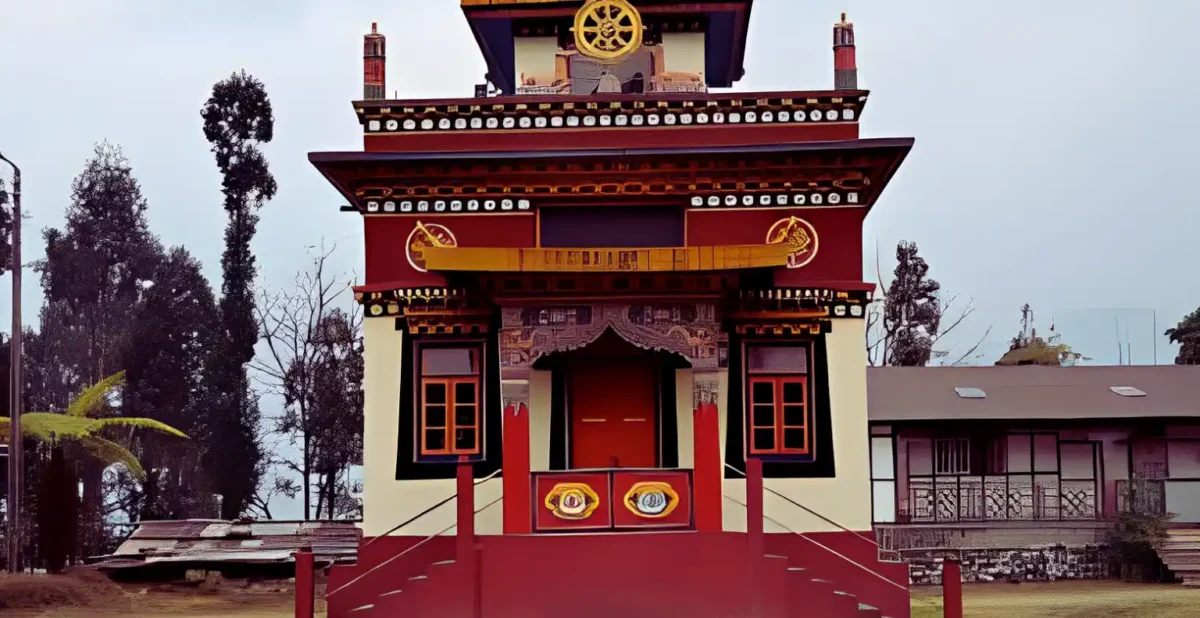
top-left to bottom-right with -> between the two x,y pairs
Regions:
573,0 -> 644,62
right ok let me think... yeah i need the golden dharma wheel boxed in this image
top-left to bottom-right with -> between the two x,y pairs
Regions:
573,0 -> 644,62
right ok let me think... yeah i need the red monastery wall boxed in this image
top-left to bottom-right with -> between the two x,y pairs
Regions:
364,214 -> 535,287
687,207 -> 865,283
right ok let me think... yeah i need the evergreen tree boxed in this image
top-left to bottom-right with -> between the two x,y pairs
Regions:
868,241 -> 986,366
123,247 -> 221,519
200,71 -> 276,518
36,141 -> 161,557
1165,308 -> 1200,365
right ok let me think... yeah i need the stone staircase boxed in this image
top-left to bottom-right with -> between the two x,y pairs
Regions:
1160,528 -> 1200,585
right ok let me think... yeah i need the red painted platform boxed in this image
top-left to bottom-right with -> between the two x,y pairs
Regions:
325,531 -> 909,618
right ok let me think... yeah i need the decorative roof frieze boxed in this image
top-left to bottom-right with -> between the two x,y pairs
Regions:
356,92 -> 867,135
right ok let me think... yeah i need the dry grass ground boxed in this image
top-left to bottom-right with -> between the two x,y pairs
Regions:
911,580 -> 1200,618
0,572 -> 324,618
5,574 -> 1200,617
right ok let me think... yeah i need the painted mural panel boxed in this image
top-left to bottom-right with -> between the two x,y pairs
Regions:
500,304 -> 727,370
611,470 -> 693,529
534,472 -> 613,532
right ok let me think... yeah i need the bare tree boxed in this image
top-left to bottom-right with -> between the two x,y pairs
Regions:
252,244 -> 363,520
867,240 -> 990,367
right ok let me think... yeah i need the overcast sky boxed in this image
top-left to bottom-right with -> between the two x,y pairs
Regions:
2,0 -> 1198,515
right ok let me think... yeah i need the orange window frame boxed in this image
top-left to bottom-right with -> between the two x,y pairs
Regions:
419,376 -> 481,456
747,376 -> 810,456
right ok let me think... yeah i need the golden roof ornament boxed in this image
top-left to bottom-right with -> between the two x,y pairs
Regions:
573,0 -> 644,62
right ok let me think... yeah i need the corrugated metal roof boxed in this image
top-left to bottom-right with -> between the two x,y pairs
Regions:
868,365 -> 1200,422
92,520 -> 361,571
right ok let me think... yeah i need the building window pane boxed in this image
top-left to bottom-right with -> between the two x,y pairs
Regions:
1007,434 -> 1033,473
747,346 -> 808,374
871,437 -> 895,480
873,480 -> 897,523
1034,434 -> 1059,473
418,344 -> 482,458
422,347 -> 480,376
908,439 -> 933,476
934,439 -> 970,475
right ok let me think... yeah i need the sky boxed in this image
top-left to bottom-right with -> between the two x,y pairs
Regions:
1,0 -> 1198,516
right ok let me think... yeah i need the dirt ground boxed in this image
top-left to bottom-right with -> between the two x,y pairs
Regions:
4,576 -> 1200,617
0,573 -> 325,618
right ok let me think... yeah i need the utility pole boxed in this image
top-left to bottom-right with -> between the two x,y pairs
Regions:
0,151 -> 21,573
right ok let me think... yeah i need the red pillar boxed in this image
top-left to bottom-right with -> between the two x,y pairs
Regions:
457,460 -> 480,618
746,457 -> 765,618
693,401 -> 723,531
943,558 -> 963,618
293,545 -> 314,618
502,403 -> 532,534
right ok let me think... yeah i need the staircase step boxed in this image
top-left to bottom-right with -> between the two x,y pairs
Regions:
833,591 -> 859,616
375,590 -> 406,616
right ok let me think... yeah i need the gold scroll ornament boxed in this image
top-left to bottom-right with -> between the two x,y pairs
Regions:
766,216 -> 819,269
406,221 -> 457,273
573,0 -> 644,62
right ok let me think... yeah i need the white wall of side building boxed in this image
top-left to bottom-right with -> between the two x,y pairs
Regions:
722,319 -> 873,533
360,319 -> 502,537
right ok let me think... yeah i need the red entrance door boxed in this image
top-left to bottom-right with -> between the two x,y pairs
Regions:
570,359 -> 658,469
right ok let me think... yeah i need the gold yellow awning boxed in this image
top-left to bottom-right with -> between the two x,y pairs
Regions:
421,244 -> 793,273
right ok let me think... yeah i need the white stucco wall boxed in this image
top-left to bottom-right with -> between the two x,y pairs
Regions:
676,369 -> 695,468
529,369 -> 553,472
722,319 -> 873,533
360,319 -> 503,537
361,317 -> 872,536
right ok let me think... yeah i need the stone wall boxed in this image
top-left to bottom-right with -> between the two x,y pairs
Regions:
904,545 -> 1107,585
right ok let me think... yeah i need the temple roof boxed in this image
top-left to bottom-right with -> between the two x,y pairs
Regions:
308,137 -> 914,214
461,0 -> 754,93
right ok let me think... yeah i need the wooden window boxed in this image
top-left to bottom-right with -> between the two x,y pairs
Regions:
746,344 -> 811,456
419,346 -> 482,457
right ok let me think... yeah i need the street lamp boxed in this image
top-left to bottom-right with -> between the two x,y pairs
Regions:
0,151 -> 21,573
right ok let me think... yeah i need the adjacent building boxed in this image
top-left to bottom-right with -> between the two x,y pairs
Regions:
868,365 -> 1200,583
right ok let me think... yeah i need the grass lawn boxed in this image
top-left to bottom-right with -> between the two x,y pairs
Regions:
911,581 -> 1200,618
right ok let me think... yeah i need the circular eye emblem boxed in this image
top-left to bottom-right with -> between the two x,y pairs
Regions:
623,481 -> 680,519
545,482 -> 601,521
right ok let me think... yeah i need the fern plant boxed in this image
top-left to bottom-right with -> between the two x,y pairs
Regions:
0,371 -> 186,480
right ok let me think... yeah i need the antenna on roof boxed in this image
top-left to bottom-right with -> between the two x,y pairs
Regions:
1115,316 -> 1123,365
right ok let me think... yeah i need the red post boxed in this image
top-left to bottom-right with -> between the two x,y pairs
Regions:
456,460 -> 480,618
942,558 -> 963,618
693,401 -> 723,531
502,402 -> 532,534
293,545 -> 315,618
746,457 -> 765,618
